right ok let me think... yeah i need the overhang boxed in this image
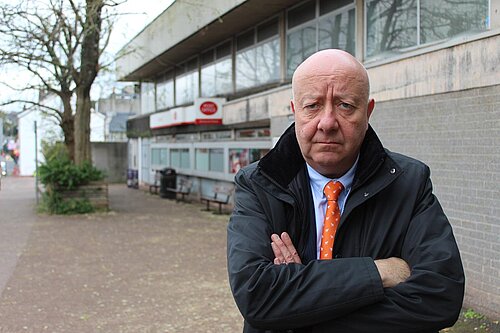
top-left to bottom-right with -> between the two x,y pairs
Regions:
116,0 -> 303,81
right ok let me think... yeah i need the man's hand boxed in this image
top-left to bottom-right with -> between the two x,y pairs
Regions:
271,232 -> 302,265
374,257 -> 410,288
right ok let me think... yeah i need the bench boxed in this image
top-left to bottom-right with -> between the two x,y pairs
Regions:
200,188 -> 233,214
166,180 -> 192,202
149,171 -> 161,194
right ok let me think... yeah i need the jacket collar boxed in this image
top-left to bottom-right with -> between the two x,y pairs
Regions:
258,123 -> 387,190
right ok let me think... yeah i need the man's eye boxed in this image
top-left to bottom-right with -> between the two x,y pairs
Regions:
339,103 -> 353,110
304,104 -> 319,110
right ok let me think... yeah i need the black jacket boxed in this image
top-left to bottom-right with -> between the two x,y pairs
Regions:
227,124 -> 465,333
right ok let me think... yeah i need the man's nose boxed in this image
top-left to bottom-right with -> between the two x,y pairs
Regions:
317,105 -> 339,131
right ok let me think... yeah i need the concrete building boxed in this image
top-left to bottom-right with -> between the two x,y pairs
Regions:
117,0 -> 500,318
17,95 -> 63,176
95,88 -> 140,142
91,88 -> 140,182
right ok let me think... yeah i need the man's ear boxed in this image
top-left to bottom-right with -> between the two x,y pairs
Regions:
290,100 -> 296,114
367,98 -> 375,119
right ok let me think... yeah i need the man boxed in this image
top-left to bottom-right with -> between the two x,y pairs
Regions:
227,49 -> 465,333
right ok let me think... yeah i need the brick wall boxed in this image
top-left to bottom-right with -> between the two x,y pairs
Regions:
370,84 -> 500,319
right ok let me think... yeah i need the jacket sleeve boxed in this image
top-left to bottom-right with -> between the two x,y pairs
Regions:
227,167 -> 385,331
313,169 -> 465,333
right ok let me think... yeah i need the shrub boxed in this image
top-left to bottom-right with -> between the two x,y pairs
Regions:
38,141 -> 105,214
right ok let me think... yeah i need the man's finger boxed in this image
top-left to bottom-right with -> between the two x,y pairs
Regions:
281,232 -> 302,264
271,235 -> 285,264
272,233 -> 294,264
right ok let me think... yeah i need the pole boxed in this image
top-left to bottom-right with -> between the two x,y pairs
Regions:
34,121 -> 39,205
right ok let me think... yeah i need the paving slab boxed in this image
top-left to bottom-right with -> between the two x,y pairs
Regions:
0,177 -> 243,333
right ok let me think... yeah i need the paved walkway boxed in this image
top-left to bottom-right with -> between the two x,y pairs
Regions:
0,177 -> 243,333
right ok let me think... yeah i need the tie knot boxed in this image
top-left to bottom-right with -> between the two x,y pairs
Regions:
323,180 -> 343,202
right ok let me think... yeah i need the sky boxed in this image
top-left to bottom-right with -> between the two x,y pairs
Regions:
0,0 -> 175,113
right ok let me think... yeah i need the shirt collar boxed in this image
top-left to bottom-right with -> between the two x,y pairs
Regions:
306,156 -> 359,196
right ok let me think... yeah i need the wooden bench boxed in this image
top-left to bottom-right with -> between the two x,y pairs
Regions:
149,170 -> 161,194
166,180 -> 192,202
200,188 -> 233,214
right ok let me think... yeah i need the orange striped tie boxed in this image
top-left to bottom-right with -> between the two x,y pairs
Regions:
320,181 -> 344,260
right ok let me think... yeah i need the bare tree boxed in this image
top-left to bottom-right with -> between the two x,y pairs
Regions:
0,0 -> 119,163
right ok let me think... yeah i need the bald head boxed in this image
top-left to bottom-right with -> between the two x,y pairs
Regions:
292,49 -> 370,103
290,49 -> 375,178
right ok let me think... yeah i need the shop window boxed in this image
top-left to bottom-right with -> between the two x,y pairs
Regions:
229,148 -> 269,173
196,148 -> 209,171
171,148 -> 190,169
160,149 -> 168,165
210,148 -> 224,172
151,148 -> 161,165
196,148 -> 224,172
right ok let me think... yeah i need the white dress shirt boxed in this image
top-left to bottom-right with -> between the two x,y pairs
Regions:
306,157 -> 358,259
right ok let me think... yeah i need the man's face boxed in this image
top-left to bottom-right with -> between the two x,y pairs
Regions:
292,63 -> 374,178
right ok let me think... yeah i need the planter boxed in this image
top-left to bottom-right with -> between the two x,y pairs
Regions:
56,181 -> 109,211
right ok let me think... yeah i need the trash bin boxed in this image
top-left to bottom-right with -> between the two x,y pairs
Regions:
126,168 -> 133,188
132,169 -> 139,189
159,168 -> 176,199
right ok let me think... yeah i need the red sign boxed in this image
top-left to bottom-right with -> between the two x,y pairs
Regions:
200,101 -> 218,115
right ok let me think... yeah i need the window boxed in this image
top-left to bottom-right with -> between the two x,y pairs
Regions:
156,71 -> 174,110
236,17 -> 280,90
366,0 -> 488,59
201,41 -> 233,97
209,148 -> 224,172
287,23 -> 317,77
140,82 -> 155,114
151,148 -> 161,165
170,148 -> 190,169
175,58 -> 199,105
229,148 -> 269,173
236,128 -> 271,139
195,148 -> 224,172
201,130 -> 232,141
420,0 -> 488,44
229,148 -> 249,173
195,148 -> 209,171
286,0 -> 355,77
151,148 -> 168,165
366,0 -> 417,59
318,7 -> 355,54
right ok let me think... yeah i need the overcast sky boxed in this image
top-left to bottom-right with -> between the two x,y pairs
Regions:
0,0 -> 175,112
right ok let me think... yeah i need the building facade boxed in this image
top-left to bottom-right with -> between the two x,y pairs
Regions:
117,0 -> 500,318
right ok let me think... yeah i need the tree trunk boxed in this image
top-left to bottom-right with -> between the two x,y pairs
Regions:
60,93 -> 75,161
74,87 -> 92,164
74,0 -> 103,165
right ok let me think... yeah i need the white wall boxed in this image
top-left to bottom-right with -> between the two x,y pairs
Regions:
18,110 -> 61,176
90,110 -> 106,142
